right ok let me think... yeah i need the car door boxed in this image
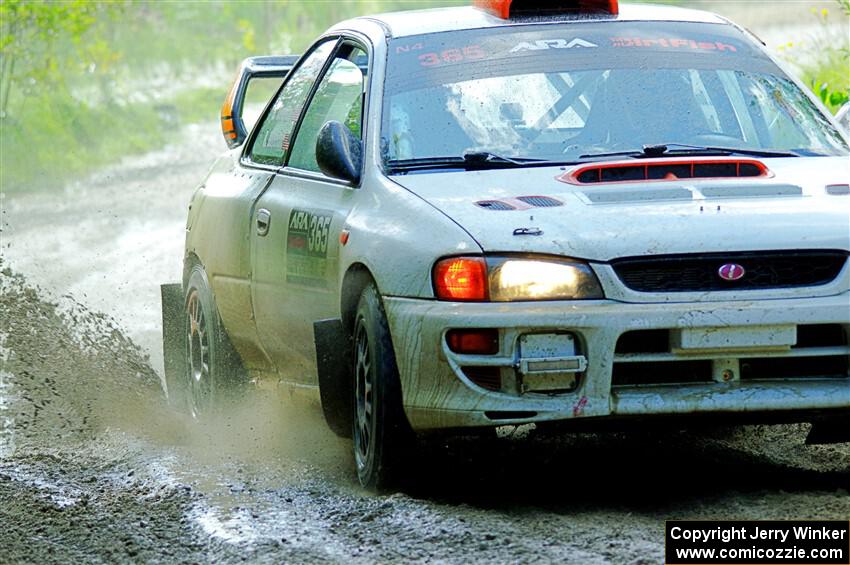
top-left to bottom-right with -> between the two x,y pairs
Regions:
186,61 -> 299,374
234,38 -> 339,371
250,39 -> 370,385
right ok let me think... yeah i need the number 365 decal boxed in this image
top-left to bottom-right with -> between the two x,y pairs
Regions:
288,209 -> 332,257
286,209 -> 334,287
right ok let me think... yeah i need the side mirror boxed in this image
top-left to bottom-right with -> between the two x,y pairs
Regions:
316,121 -> 362,184
220,56 -> 298,149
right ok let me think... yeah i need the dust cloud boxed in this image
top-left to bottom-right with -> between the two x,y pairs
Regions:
0,259 -> 348,474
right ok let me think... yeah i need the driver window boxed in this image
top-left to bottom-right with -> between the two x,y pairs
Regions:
249,40 -> 337,166
287,45 -> 367,173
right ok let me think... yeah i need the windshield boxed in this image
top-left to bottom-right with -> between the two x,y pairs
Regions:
381,21 -> 848,166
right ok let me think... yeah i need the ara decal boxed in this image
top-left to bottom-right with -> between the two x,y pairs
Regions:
286,209 -> 333,287
510,38 -> 598,52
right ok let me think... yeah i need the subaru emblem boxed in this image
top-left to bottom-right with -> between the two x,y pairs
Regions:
718,263 -> 746,281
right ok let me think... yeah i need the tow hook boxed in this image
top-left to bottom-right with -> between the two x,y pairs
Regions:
516,333 -> 586,393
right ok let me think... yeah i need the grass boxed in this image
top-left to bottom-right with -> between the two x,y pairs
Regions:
1,91 -> 169,194
1,0 -> 845,196
1,0 -> 460,195
0,80 -> 284,194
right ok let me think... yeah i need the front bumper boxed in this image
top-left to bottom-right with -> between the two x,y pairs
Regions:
383,292 -> 850,431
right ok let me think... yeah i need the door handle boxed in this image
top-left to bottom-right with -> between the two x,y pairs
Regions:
256,208 -> 271,236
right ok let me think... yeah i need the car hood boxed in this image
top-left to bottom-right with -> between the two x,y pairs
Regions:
392,157 -> 850,261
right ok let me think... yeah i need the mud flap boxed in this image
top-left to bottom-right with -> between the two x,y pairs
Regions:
160,283 -> 187,402
806,415 -> 850,444
314,318 -> 353,438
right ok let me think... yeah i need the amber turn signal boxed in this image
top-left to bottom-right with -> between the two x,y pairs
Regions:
433,257 -> 488,301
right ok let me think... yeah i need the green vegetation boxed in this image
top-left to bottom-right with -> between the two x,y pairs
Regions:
1,0 -> 457,193
1,0 -> 846,194
777,0 -> 849,113
807,0 -> 850,112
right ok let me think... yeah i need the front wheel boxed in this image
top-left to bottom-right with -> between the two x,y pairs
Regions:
352,283 -> 413,490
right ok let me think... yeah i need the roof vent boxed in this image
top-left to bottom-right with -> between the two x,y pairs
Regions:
560,158 -> 770,185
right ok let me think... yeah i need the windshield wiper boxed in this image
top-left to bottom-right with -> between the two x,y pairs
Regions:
580,143 -> 801,161
387,151 -> 552,174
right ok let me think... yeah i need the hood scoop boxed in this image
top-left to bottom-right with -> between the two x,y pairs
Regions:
560,157 -> 770,185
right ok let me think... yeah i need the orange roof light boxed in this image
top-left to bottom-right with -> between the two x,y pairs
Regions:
473,0 -> 619,18
434,257 -> 489,301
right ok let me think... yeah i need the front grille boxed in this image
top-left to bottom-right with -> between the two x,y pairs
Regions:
611,250 -> 847,292
740,355 -> 849,380
612,324 -> 849,386
615,325 -> 848,355
463,366 -> 501,391
613,360 -> 712,386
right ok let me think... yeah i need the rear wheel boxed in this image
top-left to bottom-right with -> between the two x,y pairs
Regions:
183,264 -> 245,418
352,283 -> 413,490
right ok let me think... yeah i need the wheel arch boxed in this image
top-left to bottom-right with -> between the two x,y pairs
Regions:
314,263 -> 380,438
341,262 -> 379,333
182,251 -> 203,289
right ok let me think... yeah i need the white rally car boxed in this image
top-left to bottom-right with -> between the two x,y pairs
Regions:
161,0 -> 850,489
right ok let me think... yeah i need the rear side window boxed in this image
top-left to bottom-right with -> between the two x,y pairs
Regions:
288,45 -> 368,173
249,40 -> 336,166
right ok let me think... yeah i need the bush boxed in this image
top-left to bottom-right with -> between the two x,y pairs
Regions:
778,1 -> 850,113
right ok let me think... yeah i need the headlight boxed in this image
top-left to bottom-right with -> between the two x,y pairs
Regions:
433,255 -> 604,301
488,257 -> 603,301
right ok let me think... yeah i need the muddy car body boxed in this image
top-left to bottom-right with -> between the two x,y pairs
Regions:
162,0 -> 850,488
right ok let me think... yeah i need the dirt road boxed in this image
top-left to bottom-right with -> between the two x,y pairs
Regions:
2,116 -> 849,564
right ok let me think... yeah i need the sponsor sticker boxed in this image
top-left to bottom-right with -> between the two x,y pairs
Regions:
610,37 -> 738,51
510,38 -> 598,52
286,209 -> 333,287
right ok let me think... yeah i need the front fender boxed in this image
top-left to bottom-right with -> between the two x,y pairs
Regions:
339,173 -> 481,300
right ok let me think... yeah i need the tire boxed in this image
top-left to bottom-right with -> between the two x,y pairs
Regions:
352,283 -> 413,490
182,264 -> 245,418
